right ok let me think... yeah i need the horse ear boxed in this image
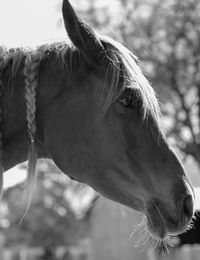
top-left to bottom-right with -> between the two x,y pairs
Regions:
62,0 -> 104,61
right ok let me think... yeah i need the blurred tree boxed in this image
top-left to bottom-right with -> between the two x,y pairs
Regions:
0,160 -> 97,247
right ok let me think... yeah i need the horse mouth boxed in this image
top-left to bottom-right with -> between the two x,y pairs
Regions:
131,208 -> 174,254
145,203 -> 192,242
146,205 -> 169,240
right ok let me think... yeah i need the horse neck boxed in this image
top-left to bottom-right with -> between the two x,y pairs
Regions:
1,52 -> 66,171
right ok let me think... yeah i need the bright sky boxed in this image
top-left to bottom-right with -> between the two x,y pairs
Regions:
4,167 -> 26,189
0,0 -> 66,47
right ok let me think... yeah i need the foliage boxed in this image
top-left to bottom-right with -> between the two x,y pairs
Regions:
0,160 -> 97,247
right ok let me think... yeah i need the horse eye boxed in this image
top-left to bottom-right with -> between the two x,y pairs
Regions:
119,98 -> 132,107
118,88 -> 143,109
119,88 -> 134,107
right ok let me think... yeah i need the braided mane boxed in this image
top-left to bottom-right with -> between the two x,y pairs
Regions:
0,42 -> 75,204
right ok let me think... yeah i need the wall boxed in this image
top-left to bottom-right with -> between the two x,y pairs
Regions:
90,198 -> 150,260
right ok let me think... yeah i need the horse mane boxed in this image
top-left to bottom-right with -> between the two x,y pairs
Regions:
99,35 -> 161,124
0,42 -> 81,215
0,37 -> 161,211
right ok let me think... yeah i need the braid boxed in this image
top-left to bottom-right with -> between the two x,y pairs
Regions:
0,56 -> 5,199
24,52 -> 39,142
22,51 -> 40,215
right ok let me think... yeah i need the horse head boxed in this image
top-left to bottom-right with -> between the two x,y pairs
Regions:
43,0 -> 195,248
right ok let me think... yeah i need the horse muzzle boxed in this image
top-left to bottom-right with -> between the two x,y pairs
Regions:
145,194 -> 194,240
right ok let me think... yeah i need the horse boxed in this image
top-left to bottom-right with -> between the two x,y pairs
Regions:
0,0 -> 195,252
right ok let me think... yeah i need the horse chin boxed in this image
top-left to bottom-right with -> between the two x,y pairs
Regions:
145,208 -> 187,244
132,215 -> 172,254
146,216 -> 169,241
145,206 -> 169,241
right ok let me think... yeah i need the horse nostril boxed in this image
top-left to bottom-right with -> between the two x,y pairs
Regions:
183,195 -> 194,220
